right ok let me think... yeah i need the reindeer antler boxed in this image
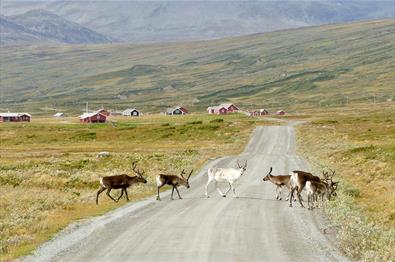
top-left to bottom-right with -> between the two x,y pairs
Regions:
268,167 -> 273,175
131,162 -> 144,176
187,169 -> 193,180
180,169 -> 186,179
237,160 -> 241,168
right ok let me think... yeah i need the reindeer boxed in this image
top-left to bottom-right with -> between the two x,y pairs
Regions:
205,160 -> 247,198
96,162 -> 147,204
156,169 -> 193,200
262,167 -> 291,200
289,170 -> 321,208
306,170 -> 339,210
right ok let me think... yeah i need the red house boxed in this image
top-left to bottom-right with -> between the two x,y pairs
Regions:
219,103 -> 239,113
276,110 -> 286,115
79,112 -> 107,123
0,113 -> 31,122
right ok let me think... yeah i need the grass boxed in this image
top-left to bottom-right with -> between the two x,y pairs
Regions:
296,103 -> 395,261
0,19 -> 394,114
0,113 -> 268,260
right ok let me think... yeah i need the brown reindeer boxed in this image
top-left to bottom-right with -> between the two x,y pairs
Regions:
96,162 -> 147,204
306,171 -> 339,210
289,170 -> 321,207
262,167 -> 292,200
156,169 -> 193,200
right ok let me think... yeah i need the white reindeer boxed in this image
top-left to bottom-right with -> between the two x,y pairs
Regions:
205,160 -> 247,198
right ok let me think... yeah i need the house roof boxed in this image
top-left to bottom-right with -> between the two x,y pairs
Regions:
219,103 -> 238,109
0,112 -> 31,117
166,106 -> 184,113
122,108 -> 139,113
79,112 -> 106,119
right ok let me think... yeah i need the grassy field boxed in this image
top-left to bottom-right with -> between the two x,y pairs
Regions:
0,19 -> 394,114
0,113 -> 267,260
296,103 -> 395,261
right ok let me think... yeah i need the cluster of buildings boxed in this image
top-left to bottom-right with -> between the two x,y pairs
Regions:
0,103 -> 286,124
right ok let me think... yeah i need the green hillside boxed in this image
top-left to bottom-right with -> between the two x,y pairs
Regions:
0,19 -> 394,113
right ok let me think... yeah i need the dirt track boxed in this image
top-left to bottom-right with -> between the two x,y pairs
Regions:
24,125 -> 348,262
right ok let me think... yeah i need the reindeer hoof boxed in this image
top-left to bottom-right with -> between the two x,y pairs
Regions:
278,198 -> 282,200
206,195 -> 210,198
222,195 -> 226,198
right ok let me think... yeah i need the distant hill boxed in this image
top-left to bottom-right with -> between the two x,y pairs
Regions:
1,0 -> 394,42
0,15 -> 44,44
0,9 -> 112,45
0,19 -> 394,112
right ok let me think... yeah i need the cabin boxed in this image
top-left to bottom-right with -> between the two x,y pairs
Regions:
122,108 -> 140,117
219,103 -> 239,112
276,110 -> 286,115
250,109 -> 269,117
79,112 -> 107,123
0,113 -> 31,122
207,106 -> 227,115
53,113 -> 64,117
166,106 -> 188,115
95,108 -> 110,116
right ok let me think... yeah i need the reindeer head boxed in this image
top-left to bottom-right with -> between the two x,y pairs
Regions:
131,162 -> 147,184
322,169 -> 339,198
179,169 -> 193,188
263,167 -> 273,181
237,160 -> 248,174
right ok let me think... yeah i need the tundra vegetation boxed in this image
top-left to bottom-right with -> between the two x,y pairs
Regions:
0,114 -> 258,260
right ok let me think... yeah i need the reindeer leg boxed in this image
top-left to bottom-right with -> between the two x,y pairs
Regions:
171,186 -> 175,200
205,179 -> 212,198
175,186 -> 182,199
297,189 -> 304,208
224,182 -> 232,196
96,186 -> 106,205
116,188 -> 124,201
156,186 -> 163,201
230,183 -> 238,198
106,188 -> 118,202
289,187 -> 296,207
124,188 -> 129,202
215,181 -> 225,197
278,186 -> 283,200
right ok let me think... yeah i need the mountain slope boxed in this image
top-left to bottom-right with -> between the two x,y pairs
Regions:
1,0 -> 394,42
0,9 -> 112,45
0,15 -> 45,44
0,19 -> 394,112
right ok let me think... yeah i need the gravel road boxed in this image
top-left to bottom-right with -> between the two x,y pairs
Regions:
24,125 -> 348,262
